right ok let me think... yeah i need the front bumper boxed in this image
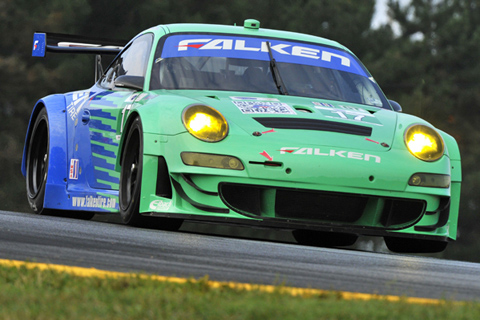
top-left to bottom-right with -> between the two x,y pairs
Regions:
139,132 -> 460,240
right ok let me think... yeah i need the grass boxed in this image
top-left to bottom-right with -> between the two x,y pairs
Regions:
0,263 -> 479,320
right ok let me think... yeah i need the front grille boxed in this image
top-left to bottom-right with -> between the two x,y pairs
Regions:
219,183 -> 426,229
380,199 -> 426,227
275,189 -> 366,223
254,117 -> 372,136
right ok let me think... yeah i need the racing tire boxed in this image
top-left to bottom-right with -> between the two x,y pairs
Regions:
384,237 -> 448,253
26,108 -> 50,214
292,230 -> 358,247
119,117 -> 183,231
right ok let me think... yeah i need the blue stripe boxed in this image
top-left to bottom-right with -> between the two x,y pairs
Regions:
92,156 -> 115,171
90,131 -> 119,146
91,144 -> 116,158
90,109 -> 117,120
89,119 -> 116,132
94,170 -> 120,184
91,91 -> 115,101
91,181 -> 113,189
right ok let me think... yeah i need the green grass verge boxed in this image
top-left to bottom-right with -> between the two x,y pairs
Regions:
0,264 -> 479,320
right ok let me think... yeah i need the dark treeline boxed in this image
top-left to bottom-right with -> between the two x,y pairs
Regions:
1,0 -> 479,261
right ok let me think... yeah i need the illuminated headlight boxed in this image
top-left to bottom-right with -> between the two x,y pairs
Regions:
404,124 -> 445,162
181,152 -> 244,170
182,105 -> 228,142
408,173 -> 450,188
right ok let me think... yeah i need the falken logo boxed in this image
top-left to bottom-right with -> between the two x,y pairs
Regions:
177,39 -> 351,67
280,147 -> 381,163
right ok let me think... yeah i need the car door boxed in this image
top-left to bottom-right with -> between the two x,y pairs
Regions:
67,33 -> 154,193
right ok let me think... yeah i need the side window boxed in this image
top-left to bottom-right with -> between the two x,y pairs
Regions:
100,33 -> 153,89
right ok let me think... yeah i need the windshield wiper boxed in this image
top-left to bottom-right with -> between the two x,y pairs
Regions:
266,41 -> 288,95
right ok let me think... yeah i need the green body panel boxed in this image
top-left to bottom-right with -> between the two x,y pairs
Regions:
110,22 -> 461,242
134,93 -> 458,239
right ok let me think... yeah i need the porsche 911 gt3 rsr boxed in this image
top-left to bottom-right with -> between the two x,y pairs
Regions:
23,19 -> 461,253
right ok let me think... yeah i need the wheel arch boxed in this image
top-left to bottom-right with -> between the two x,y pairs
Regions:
117,110 -> 142,168
439,130 -> 462,241
22,100 -> 46,176
440,130 -> 461,163
22,95 -> 68,179
22,95 -> 71,210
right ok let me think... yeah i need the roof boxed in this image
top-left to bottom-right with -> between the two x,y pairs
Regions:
145,20 -> 348,52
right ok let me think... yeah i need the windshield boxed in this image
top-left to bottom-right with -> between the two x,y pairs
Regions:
150,34 -> 389,109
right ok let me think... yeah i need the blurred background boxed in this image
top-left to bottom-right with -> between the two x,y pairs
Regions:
1,0 -> 479,262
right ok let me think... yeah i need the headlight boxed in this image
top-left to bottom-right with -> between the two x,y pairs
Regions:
182,105 -> 228,142
404,124 -> 444,162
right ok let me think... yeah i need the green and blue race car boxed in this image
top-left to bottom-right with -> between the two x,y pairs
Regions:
23,19 -> 461,253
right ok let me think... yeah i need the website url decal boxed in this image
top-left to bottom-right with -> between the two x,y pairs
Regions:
72,195 -> 116,209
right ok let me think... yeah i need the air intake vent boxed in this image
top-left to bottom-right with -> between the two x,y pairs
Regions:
254,117 -> 372,136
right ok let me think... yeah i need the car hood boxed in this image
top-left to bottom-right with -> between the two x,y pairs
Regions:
167,91 -> 398,152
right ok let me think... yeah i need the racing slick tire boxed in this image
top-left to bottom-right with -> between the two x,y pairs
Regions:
292,230 -> 358,247
119,116 -> 183,231
384,236 -> 448,253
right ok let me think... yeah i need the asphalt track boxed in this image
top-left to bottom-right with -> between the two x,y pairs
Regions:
1,210 -> 479,301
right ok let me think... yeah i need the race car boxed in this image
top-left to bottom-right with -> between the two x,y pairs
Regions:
23,19 -> 461,253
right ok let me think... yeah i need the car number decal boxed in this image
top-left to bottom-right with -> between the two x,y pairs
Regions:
313,102 -> 382,126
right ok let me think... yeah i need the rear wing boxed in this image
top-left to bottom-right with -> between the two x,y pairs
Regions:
32,32 -> 127,57
32,32 -> 128,81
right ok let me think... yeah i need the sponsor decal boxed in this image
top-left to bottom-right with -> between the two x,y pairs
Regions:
66,91 -> 92,121
69,159 -> 79,180
149,200 -> 172,211
260,151 -> 273,161
230,96 -> 280,102
174,38 -> 350,66
32,33 -> 46,57
279,147 -> 381,163
72,195 -> 117,209
233,100 -> 296,114
162,35 -> 368,77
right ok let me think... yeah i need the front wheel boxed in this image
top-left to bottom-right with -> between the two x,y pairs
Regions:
119,117 -> 143,226
119,117 -> 182,231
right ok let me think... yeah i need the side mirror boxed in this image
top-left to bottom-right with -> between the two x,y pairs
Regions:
115,75 -> 144,91
389,100 -> 402,112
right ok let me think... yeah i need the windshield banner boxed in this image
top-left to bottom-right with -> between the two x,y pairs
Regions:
161,34 -> 367,77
